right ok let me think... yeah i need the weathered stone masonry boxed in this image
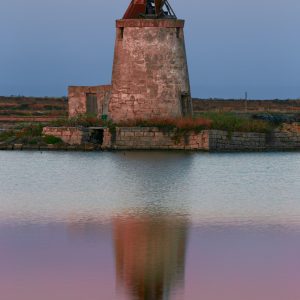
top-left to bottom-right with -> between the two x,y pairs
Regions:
68,85 -> 111,118
107,127 -> 300,151
68,18 -> 193,121
105,127 -> 209,150
43,127 -> 88,145
108,19 -> 192,121
104,127 -> 300,151
4,125 -> 300,151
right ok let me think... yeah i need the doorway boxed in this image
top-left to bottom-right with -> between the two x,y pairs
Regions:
89,128 -> 104,145
86,93 -> 98,115
181,93 -> 192,117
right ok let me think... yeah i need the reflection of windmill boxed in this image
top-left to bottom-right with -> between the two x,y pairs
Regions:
114,214 -> 188,300
124,0 -> 176,19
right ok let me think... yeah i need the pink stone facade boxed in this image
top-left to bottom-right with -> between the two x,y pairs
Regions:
109,19 -> 192,122
68,85 -> 111,118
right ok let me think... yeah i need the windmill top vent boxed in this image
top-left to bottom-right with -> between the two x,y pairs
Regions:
123,0 -> 176,19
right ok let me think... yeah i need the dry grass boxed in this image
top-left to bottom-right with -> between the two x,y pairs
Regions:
118,117 -> 212,132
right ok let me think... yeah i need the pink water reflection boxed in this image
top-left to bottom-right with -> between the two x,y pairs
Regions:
1,221 -> 300,300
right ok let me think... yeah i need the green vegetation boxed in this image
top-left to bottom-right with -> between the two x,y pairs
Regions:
0,130 -> 16,143
0,113 -> 278,146
118,117 -> 211,131
0,123 -> 62,145
17,124 -> 44,137
197,112 -> 274,133
51,115 -> 104,127
43,135 -> 63,144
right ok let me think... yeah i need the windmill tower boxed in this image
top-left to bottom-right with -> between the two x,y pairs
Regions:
108,0 -> 193,122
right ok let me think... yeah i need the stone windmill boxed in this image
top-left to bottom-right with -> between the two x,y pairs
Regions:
68,0 -> 193,121
109,0 -> 193,121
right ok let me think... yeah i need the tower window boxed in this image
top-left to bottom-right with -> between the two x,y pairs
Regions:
118,27 -> 124,40
176,28 -> 182,39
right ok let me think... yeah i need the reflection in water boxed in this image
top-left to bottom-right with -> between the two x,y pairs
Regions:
114,214 -> 189,300
1,152 -> 300,299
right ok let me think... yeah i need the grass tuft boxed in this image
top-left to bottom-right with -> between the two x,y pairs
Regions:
198,112 -> 274,133
43,135 -> 63,144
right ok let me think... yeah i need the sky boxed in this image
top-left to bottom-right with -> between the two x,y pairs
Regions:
0,0 -> 299,99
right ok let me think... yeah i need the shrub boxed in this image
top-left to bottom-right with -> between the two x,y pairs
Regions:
252,113 -> 296,124
27,137 -> 39,145
51,115 -> 104,127
18,104 -> 29,110
15,124 -> 43,139
18,136 -> 41,145
117,117 -> 212,132
198,112 -> 273,133
43,135 -> 63,144
0,130 -> 16,142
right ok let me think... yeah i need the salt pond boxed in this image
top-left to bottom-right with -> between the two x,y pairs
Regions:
1,151 -> 300,300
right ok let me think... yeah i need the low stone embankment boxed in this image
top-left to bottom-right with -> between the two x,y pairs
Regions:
107,126 -> 300,151
43,127 -> 86,145
1,124 -> 300,152
105,127 -> 209,150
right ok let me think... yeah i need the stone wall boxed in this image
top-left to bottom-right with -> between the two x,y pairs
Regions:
43,127 -> 87,145
266,131 -> 300,150
104,127 -> 300,151
281,122 -> 300,133
41,125 -> 300,151
207,129 -> 300,151
108,19 -> 192,122
208,130 -> 267,151
68,85 -> 111,117
105,127 -> 209,150
193,99 -> 300,114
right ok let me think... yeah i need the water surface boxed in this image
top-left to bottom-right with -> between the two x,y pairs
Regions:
1,151 -> 300,300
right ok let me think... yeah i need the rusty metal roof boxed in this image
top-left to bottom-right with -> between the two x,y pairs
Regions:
123,0 -> 146,19
123,0 -> 176,19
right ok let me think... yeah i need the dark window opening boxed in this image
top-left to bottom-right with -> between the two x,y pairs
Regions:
176,27 -> 181,38
181,93 -> 192,117
118,27 -> 124,40
86,93 -> 98,115
89,128 -> 104,145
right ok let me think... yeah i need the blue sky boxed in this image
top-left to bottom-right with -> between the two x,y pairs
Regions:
0,0 -> 299,99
